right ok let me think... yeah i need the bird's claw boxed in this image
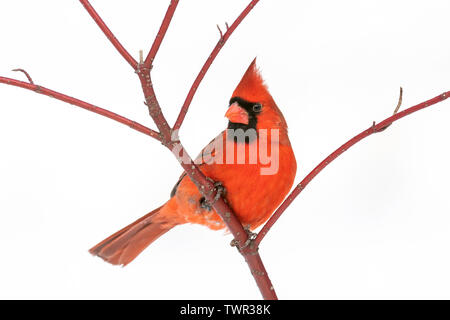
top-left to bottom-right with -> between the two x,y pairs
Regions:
213,181 -> 226,201
244,225 -> 257,240
242,226 -> 257,248
200,178 -> 226,211
230,226 -> 258,252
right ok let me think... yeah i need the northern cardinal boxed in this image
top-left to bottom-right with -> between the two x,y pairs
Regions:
90,59 -> 297,266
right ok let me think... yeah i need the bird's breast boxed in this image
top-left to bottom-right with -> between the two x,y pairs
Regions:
172,135 -> 297,230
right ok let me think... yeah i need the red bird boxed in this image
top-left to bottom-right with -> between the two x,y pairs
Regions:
90,59 -> 297,266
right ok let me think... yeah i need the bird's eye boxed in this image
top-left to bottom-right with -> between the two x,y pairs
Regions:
252,103 -> 262,113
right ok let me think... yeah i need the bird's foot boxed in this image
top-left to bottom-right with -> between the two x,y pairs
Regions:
200,178 -> 226,211
199,196 -> 212,211
212,181 -> 226,201
205,177 -> 226,200
230,226 -> 258,252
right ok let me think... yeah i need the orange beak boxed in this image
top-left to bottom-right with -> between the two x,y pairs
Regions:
225,102 -> 249,125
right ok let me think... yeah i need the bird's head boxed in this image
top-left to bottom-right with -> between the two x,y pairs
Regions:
225,58 -> 288,135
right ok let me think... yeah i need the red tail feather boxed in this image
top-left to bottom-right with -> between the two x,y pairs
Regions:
89,206 -> 174,266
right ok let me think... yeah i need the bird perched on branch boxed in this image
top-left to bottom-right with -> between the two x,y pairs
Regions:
90,59 -> 297,266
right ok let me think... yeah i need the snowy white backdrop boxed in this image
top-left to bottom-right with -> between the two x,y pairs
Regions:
0,0 -> 449,299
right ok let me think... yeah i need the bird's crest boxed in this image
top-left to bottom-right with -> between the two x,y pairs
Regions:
232,58 -> 272,103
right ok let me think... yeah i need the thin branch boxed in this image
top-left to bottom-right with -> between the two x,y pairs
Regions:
139,50 -> 144,64
394,87 -> 403,114
255,90 -> 450,246
144,0 -> 180,69
79,0 -> 138,69
173,0 -> 260,130
0,76 -> 161,140
12,68 -> 34,84
217,24 -> 224,40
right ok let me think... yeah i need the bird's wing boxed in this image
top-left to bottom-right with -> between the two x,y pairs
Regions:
170,131 -> 224,197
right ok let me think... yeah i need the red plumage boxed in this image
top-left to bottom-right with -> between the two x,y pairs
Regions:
90,59 -> 297,265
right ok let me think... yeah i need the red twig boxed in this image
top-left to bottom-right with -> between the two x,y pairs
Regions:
144,0 -> 179,69
0,76 -> 161,140
255,91 -> 450,246
217,24 -> 224,39
173,0 -> 260,130
79,0 -> 138,69
12,68 -> 34,84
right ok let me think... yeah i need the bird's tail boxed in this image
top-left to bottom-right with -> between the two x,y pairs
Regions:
89,205 -> 175,266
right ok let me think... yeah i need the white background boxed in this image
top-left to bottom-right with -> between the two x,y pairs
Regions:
0,0 -> 449,299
